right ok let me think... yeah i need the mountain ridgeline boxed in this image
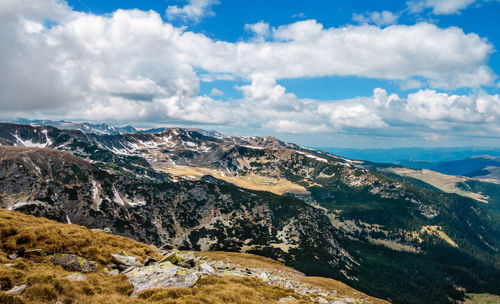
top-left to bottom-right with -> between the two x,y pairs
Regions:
0,123 -> 499,304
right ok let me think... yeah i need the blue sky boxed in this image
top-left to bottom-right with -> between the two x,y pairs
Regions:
1,0 -> 500,147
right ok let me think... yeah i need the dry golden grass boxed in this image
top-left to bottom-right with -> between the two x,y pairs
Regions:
385,167 -> 489,203
0,209 -> 161,265
156,164 -> 308,195
138,276 -> 309,304
464,293 -> 500,304
296,277 -> 388,304
0,252 -> 143,304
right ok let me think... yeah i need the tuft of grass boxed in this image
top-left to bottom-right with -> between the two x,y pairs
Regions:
0,209 -> 162,265
0,292 -> 26,304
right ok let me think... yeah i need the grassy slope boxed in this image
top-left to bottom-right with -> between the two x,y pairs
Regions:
0,209 -> 387,304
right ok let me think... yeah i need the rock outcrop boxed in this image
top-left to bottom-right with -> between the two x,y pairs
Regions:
50,253 -> 99,273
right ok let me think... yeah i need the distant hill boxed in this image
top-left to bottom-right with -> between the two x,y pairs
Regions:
8,119 -> 138,135
399,156 -> 500,185
318,147 -> 500,164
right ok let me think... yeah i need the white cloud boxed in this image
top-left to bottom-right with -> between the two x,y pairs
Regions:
263,120 -> 331,134
245,21 -> 271,41
1,1 -> 500,142
407,0 -> 476,15
405,90 -> 500,124
210,88 -> 224,96
166,0 -> 219,23
184,20 -> 494,88
352,11 -> 399,26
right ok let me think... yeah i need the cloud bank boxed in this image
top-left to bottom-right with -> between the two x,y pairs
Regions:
0,0 -> 499,143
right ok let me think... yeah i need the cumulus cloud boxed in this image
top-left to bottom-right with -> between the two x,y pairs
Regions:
166,0 -> 219,23
352,11 -> 399,26
245,21 -> 271,41
184,20 -> 494,88
1,1 -> 499,141
407,0 -> 477,15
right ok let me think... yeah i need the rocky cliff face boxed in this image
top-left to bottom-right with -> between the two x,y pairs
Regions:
0,145 -> 349,280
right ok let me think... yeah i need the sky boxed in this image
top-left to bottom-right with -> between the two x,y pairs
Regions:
1,0 -> 500,148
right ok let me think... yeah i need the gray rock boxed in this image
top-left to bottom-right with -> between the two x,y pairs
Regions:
126,262 -> 201,295
121,266 -> 136,274
143,256 -> 157,266
315,297 -> 328,304
161,252 -> 182,265
279,296 -> 296,303
65,273 -> 87,281
111,254 -> 143,269
23,249 -> 46,257
198,262 -> 215,275
160,243 -> 174,250
108,269 -> 120,276
259,272 -> 268,282
212,260 -> 227,269
103,228 -> 112,233
50,253 -> 98,273
108,263 -> 119,269
6,285 -> 27,295
7,253 -> 18,260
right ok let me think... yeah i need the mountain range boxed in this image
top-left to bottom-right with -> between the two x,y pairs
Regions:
0,122 -> 499,304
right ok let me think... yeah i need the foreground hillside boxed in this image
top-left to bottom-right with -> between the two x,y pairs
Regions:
0,209 -> 387,304
0,123 -> 499,303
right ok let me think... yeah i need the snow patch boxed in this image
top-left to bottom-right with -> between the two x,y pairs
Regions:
242,145 -> 264,150
11,133 -> 47,148
128,200 -> 147,207
113,187 -> 125,206
41,129 -> 52,147
296,151 -> 328,163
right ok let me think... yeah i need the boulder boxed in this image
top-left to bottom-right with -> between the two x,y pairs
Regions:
111,253 -> 143,270
50,254 -> 98,273
6,285 -> 27,295
198,263 -> 215,276
126,262 -> 201,295
65,273 -> 87,281
161,252 -> 182,265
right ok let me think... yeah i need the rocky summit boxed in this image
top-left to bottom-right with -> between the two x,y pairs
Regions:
0,123 -> 499,304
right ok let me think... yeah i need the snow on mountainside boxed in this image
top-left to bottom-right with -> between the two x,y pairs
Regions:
0,122 -> 499,304
9,119 -> 137,135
